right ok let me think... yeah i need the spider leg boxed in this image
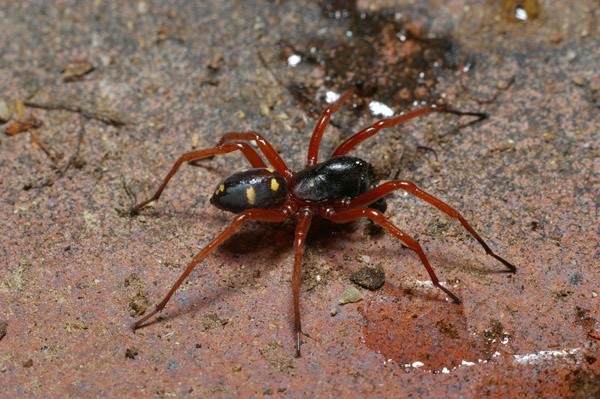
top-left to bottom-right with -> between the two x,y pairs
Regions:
216,132 -> 292,178
130,142 -> 267,214
133,207 -> 290,329
335,181 -> 517,273
325,207 -> 461,303
331,108 -> 486,157
306,91 -> 353,167
292,207 -> 312,357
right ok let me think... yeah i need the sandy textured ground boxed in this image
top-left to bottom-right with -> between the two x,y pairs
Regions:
1,1 -> 598,397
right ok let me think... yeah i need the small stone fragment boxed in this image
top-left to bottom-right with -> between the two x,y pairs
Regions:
201,312 -> 228,331
62,59 -> 95,82
571,76 -> 585,86
208,51 -> 224,71
0,101 -> 11,122
339,286 -> 363,305
350,265 -> 385,290
125,347 -> 139,359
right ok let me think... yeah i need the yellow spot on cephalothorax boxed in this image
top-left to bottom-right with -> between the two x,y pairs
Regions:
267,168 -> 275,173
215,184 -> 225,196
270,178 -> 280,192
246,186 -> 256,205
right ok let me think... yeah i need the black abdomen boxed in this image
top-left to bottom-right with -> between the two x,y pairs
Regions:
210,168 -> 287,213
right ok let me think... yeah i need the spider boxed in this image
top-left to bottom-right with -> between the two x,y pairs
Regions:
130,91 -> 517,356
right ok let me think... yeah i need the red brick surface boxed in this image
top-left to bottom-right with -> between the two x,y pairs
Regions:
1,1 -> 598,397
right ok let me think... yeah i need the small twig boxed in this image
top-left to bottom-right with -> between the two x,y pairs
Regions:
63,123 -> 87,171
475,76 -> 516,105
24,123 -> 87,190
416,145 -> 439,161
460,76 -> 516,105
24,99 -> 128,126
256,48 -> 285,89
116,175 -> 138,217
29,132 -> 58,164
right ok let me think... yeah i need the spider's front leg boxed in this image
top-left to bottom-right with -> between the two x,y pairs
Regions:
323,206 -> 461,303
305,91 -> 353,167
291,207 -> 313,357
133,207 -> 290,329
339,181 -> 517,273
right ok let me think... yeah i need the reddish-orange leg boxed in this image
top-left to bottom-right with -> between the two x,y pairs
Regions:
133,207 -> 295,328
216,132 -> 293,178
330,181 -> 517,273
292,208 -> 312,356
331,108 -> 486,157
323,180 -> 516,304
324,207 -> 461,302
305,91 -> 353,167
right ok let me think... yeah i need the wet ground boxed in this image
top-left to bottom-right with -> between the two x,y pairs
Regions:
1,0 -> 598,397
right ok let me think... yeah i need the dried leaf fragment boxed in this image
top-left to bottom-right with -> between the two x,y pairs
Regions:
4,117 -> 42,135
62,59 -> 95,82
